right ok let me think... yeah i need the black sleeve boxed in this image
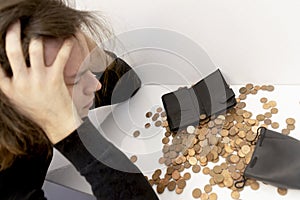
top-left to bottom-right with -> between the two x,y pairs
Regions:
54,118 -> 158,200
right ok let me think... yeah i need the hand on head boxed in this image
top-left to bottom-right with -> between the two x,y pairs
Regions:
0,20 -> 82,144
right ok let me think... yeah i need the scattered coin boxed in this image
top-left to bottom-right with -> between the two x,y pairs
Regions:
286,118 -> 295,125
145,123 -> 151,128
145,112 -> 152,118
133,130 -> 140,137
277,188 -> 288,196
130,155 -> 137,163
192,188 -> 202,198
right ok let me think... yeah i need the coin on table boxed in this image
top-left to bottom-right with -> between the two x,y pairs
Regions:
264,112 -> 272,118
161,112 -> 166,117
156,107 -> 163,112
269,100 -> 277,107
204,184 -> 212,193
287,124 -> 295,130
145,123 -> 151,128
130,155 -> 138,163
208,193 -> 217,200
152,113 -> 160,121
246,83 -> 254,90
175,188 -> 183,194
177,179 -> 186,189
277,188 -> 288,196
286,118 -> 295,125
260,97 -> 268,103
167,181 -> 176,191
145,112 -> 152,118
256,114 -> 265,121
156,183 -> 165,194
133,130 -> 140,137
264,119 -> 272,125
250,181 -> 260,190
271,107 -> 278,114
188,157 -> 198,165
155,121 -> 162,127
203,167 -> 210,175
183,172 -> 191,180
239,87 -> 247,94
231,190 -> 240,199
200,193 -> 209,200
282,129 -> 290,135
192,188 -> 202,198
192,165 -> 201,173
271,122 -> 279,129
267,85 -> 275,91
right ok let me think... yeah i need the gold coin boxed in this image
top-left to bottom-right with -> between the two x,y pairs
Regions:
231,191 -> 240,199
267,85 -> 275,91
264,119 -> 272,125
214,174 -> 224,183
239,87 -> 247,94
270,108 -> 278,114
208,193 -> 218,200
145,112 -> 152,118
158,157 -> 166,164
223,177 -> 234,187
256,114 -> 265,121
183,172 -> 191,180
213,166 -> 222,174
286,118 -> 295,125
188,157 -> 198,165
243,112 -> 252,119
175,188 -> 183,194
271,122 -> 279,129
133,130 -> 140,137
167,181 -> 176,191
251,89 -> 258,95
269,100 -> 277,107
282,129 -> 290,135
156,107 -> 163,112
250,181 -> 260,190
172,170 -> 180,180
264,112 -> 272,118
241,145 -> 251,154
277,188 -> 288,196
155,121 -> 162,127
246,83 -> 254,90
192,188 -> 202,198
192,165 -> 201,173
260,97 -> 268,103
152,113 -> 159,121
239,94 -> 246,100
200,193 -> 209,200
156,183 -> 165,194
160,111 -> 166,117
145,123 -> 151,128
130,155 -> 138,163
177,179 -> 186,189
263,103 -> 271,109
203,167 -> 210,175
287,124 -> 295,130
162,137 -> 170,144
204,184 -> 212,193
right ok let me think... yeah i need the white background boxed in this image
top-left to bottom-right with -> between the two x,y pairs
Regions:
75,0 -> 300,85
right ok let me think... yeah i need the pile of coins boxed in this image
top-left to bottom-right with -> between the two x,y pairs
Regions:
133,84 -> 296,199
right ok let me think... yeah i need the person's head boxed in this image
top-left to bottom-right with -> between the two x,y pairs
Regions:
0,0 -> 111,170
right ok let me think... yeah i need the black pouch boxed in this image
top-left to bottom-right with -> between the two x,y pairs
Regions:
237,127 -> 300,189
161,69 -> 236,131
94,53 -> 141,107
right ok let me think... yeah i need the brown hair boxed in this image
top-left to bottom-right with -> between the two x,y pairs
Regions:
0,0 -> 111,171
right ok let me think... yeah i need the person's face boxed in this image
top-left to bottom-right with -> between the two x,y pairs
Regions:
43,32 -> 102,117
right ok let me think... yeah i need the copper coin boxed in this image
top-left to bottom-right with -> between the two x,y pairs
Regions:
286,118 -> 295,125
204,184 -> 212,193
133,130 -> 140,137
271,122 -> 279,129
231,190 -> 240,199
130,155 -> 138,163
156,107 -> 163,112
192,188 -> 202,198
155,121 -> 162,127
145,112 -> 152,118
260,97 -> 268,103
145,123 -> 151,128
277,187 -> 288,195
167,181 -> 176,191
192,165 -> 201,173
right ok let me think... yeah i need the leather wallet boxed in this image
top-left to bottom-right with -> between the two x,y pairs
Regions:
162,69 -> 236,131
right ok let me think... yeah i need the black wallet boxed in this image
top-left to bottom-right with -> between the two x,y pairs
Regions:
239,127 -> 300,189
161,69 -> 236,131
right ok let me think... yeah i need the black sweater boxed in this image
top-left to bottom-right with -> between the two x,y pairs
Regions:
0,58 -> 159,200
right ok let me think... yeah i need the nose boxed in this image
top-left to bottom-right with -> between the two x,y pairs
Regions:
83,72 -> 102,95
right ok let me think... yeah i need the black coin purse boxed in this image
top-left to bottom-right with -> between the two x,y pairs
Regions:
161,69 -> 236,131
237,127 -> 300,189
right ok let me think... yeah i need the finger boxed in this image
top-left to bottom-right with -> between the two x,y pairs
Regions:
29,37 -> 44,72
52,37 -> 74,74
5,20 -> 27,77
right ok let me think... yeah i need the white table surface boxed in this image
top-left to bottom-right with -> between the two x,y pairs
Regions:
47,84 -> 300,200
